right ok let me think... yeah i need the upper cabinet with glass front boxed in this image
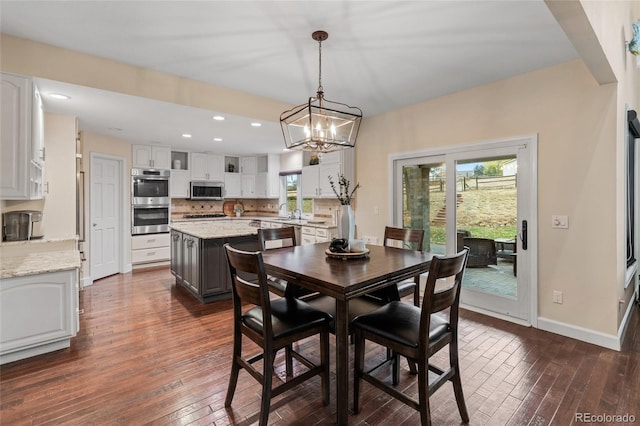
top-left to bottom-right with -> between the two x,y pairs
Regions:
0,72 -> 45,200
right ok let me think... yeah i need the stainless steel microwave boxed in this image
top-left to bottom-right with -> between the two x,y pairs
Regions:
190,181 -> 224,200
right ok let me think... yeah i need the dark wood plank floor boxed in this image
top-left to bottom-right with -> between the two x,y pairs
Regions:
1,268 -> 638,425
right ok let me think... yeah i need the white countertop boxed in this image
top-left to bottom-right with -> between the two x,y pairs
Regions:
1,250 -> 81,279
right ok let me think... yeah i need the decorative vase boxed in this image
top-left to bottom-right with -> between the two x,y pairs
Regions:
339,205 -> 355,243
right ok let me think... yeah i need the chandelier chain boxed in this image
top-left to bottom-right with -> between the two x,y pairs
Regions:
317,37 -> 323,93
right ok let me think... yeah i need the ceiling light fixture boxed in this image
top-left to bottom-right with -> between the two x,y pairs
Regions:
280,30 -> 362,153
182,133 -> 192,138
251,122 -> 262,127
213,115 -> 225,121
214,138 -> 222,142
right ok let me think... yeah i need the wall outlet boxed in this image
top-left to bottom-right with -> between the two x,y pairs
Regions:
553,290 -> 563,304
363,236 -> 379,245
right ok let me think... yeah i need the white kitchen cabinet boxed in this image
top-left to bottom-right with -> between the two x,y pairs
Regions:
241,173 -> 256,197
131,233 -> 170,266
301,149 -> 354,198
0,269 -> 79,365
170,169 -> 190,198
0,72 -> 45,200
132,144 -> 171,169
300,225 -> 337,245
224,173 -> 241,197
191,153 -> 224,181
240,156 -> 257,174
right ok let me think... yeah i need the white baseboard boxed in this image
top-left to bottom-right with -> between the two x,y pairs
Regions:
124,263 -> 132,273
617,288 -> 638,347
538,288 -> 638,352
537,317 -> 620,351
81,276 -> 93,288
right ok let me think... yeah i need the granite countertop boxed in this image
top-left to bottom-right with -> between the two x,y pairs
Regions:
170,221 -> 259,239
1,250 -> 81,279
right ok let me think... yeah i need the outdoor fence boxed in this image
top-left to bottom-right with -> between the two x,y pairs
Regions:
427,175 -> 517,192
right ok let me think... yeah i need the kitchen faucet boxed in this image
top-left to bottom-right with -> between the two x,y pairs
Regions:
293,209 -> 302,220
278,203 -> 288,217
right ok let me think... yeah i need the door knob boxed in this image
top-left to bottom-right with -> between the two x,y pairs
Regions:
93,223 -> 97,227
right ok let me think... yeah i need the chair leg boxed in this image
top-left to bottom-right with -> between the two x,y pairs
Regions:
259,350 -> 274,426
225,329 -> 242,407
320,330 -> 330,406
225,356 -> 240,407
285,344 -> 293,377
450,339 -> 469,423
392,352 -> 400,386
353,329 -> 364,413
418,358 -> 432,426
407,357 -> 418,375
413,279 -> 420,306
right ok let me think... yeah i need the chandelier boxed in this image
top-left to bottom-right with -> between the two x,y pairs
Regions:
280,30 -> 362,153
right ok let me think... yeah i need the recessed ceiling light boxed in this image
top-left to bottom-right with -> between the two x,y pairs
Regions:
214,138 -> 222,142
182,133 -> 192,138
251,122 -> 262,127
213,116 -> 225,121
49,93 -> 71,100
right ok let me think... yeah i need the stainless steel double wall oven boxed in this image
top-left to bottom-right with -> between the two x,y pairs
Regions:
131,168 -> 170,235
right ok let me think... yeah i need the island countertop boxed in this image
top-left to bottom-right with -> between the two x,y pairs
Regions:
169,221 -> 258,239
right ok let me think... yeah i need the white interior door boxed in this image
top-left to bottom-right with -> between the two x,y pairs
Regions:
91,156 -> 120,280
392,136 -> 537,325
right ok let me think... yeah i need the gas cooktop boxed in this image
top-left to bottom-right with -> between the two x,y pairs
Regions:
183,213 -> 227,219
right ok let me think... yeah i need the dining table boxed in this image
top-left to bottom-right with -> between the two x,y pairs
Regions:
261,241 -> 435,425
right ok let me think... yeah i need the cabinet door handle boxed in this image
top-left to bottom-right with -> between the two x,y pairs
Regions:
147,251 -> 156,256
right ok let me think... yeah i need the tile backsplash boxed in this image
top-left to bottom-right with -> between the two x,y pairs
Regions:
171,197 -> 348,225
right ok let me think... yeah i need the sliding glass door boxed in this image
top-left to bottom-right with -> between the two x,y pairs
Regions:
392,137 -> 536,324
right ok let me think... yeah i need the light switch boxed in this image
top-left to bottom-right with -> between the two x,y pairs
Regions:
552,215 -> 569,229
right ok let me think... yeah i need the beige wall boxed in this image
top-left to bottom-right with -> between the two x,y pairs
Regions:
579,0 -> 640,328
0,33 -> 291,123
2,113 -> 77,240
355,59 -> 620,335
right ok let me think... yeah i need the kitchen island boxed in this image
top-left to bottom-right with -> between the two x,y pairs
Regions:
169,221 -> 260,302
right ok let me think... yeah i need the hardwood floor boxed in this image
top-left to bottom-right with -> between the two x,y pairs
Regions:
1,267 -> 638,425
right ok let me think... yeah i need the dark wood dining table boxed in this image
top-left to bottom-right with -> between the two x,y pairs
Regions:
261,242 -> 434,425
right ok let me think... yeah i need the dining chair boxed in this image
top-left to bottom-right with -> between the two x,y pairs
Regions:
352,247 -> 470,426
223,244 -> 331,426
257,226 -> 301,297
380,226 -> 425,306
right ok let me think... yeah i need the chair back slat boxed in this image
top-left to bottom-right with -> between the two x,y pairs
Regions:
224,244 -> 270,310
421,248 -> 469,328
383,226 -> 424,251
258,227 -> 297,250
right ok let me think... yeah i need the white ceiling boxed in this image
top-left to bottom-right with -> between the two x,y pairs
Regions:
0,1 -> 578,155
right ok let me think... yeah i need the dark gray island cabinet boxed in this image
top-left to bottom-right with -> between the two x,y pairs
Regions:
170,224 -> 259,303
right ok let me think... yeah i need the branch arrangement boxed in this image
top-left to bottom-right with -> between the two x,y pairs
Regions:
328,174 -> 360,205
